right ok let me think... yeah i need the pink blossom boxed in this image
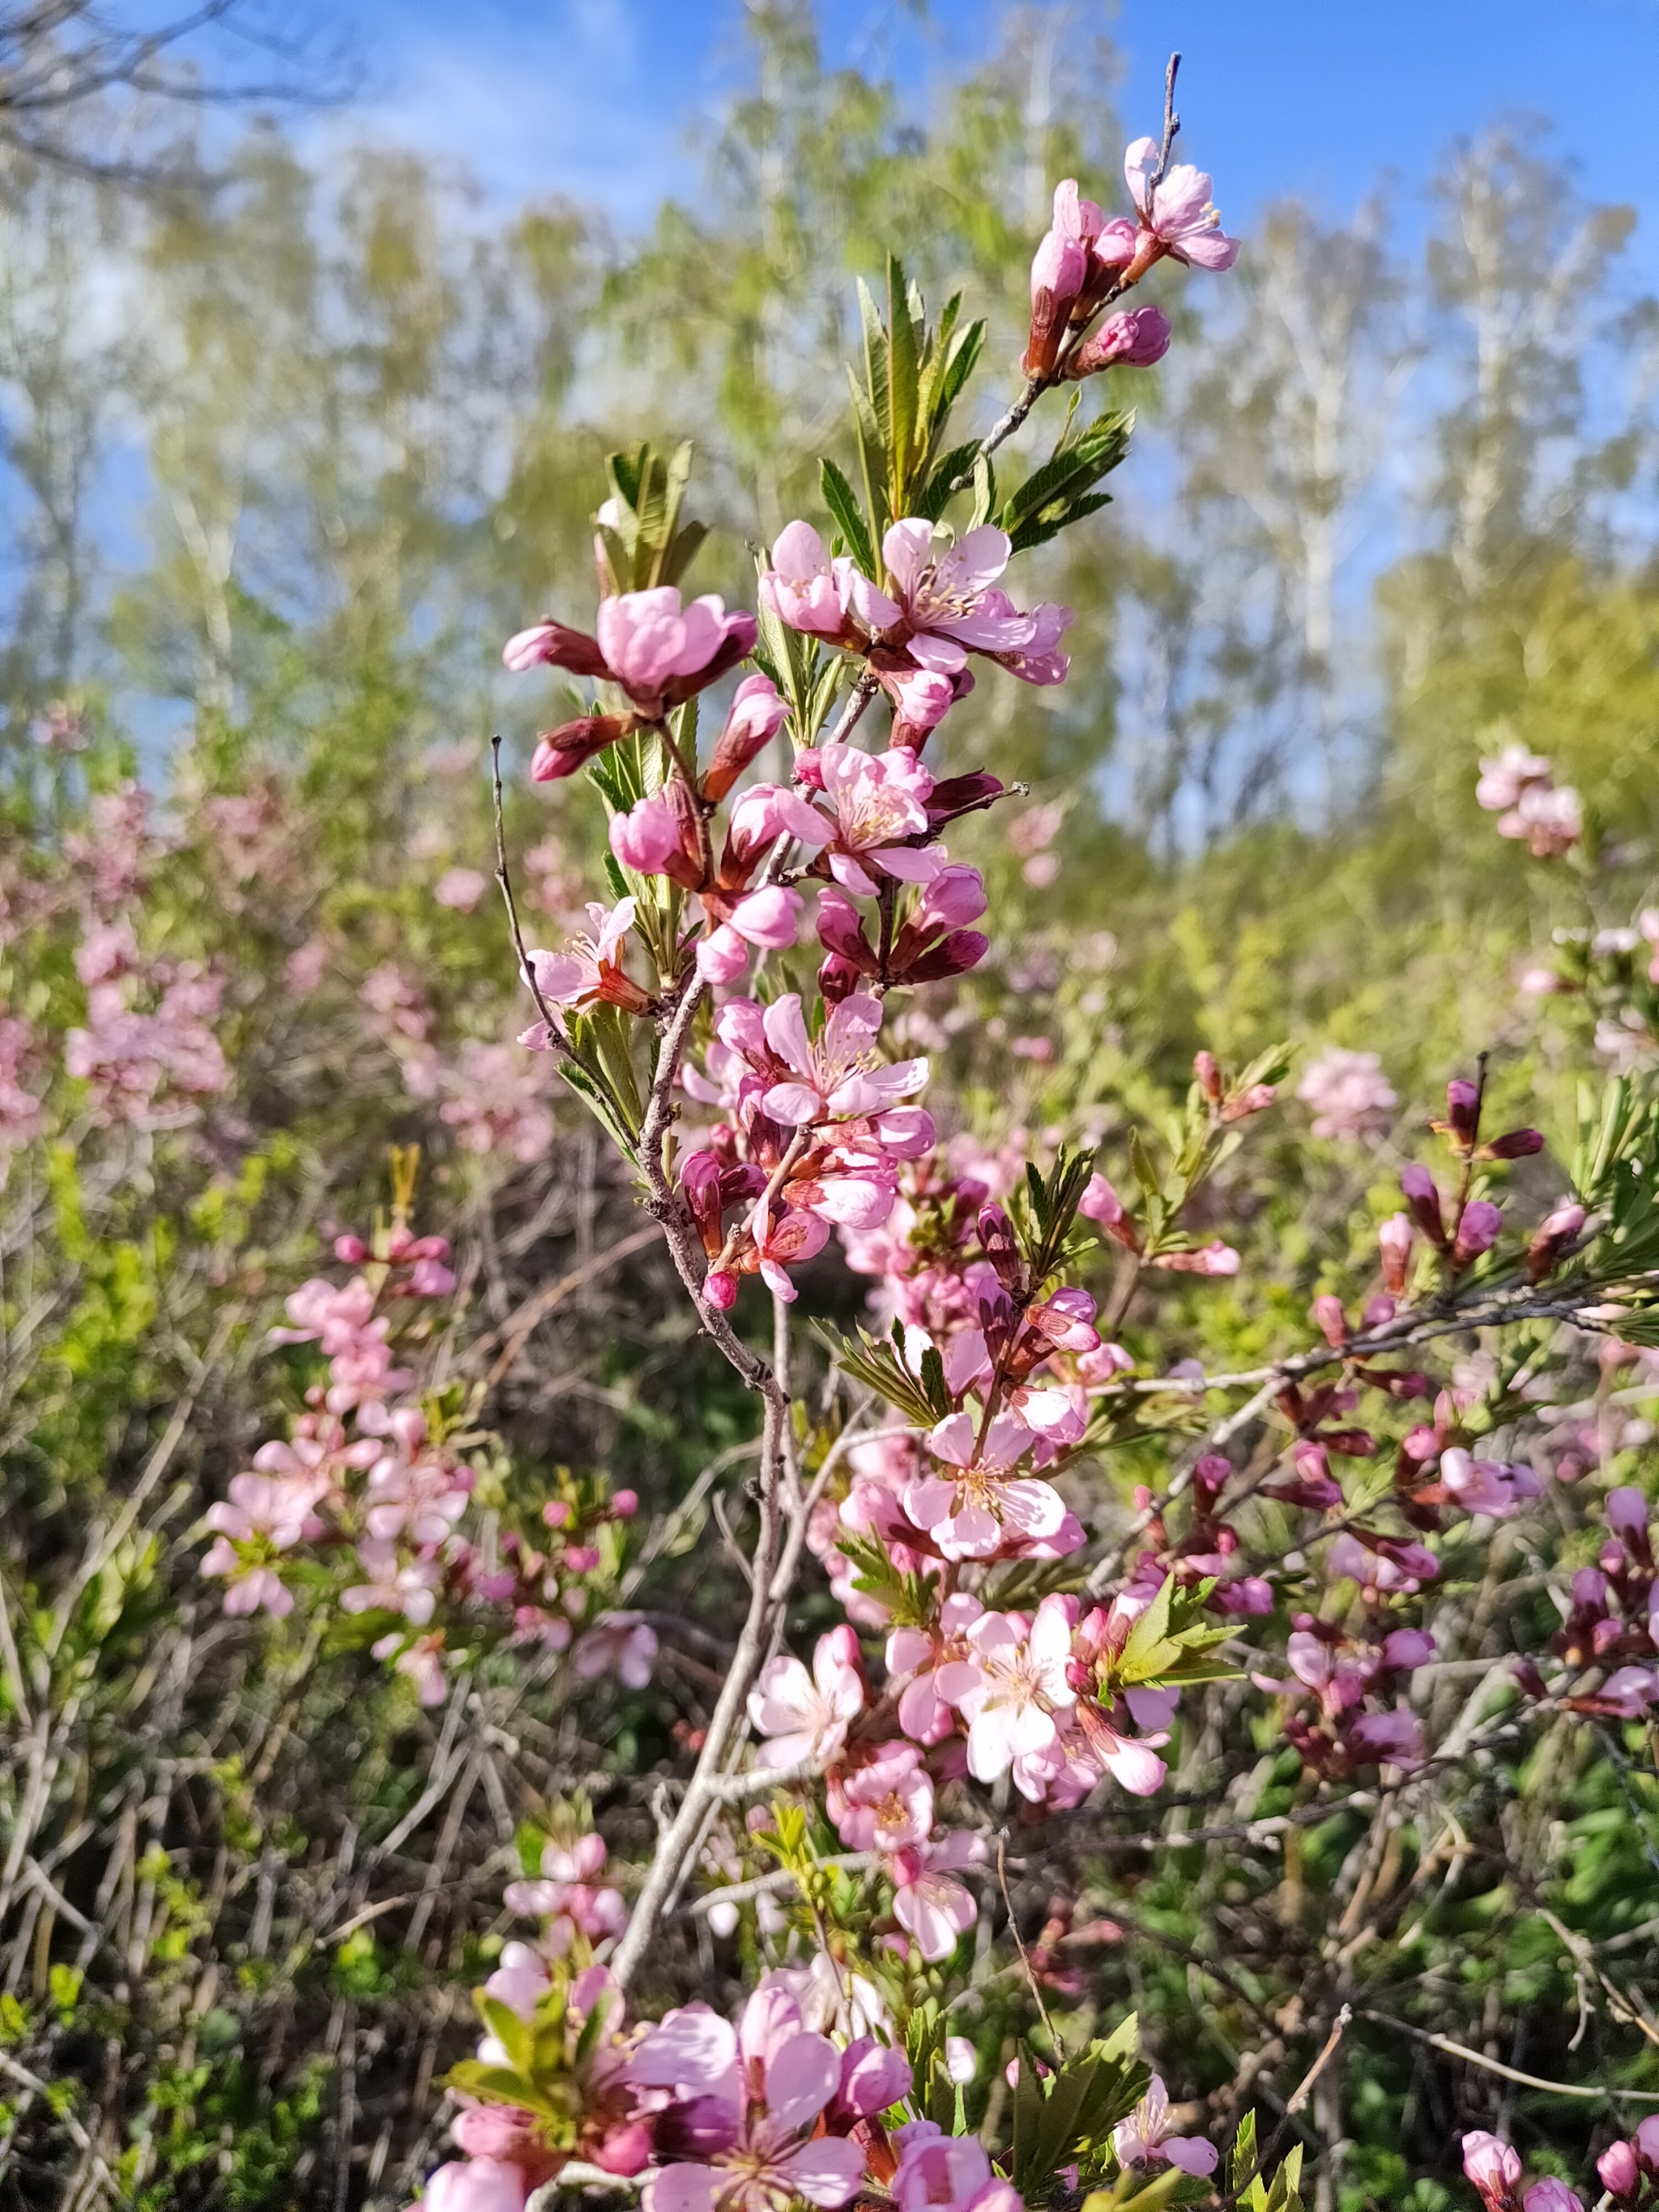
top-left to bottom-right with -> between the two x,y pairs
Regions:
887,1593 -> 986,1743
828,2039 -> 913,2125
1297,1047 -> 1396,1139
936,1596 -> 1077,1782
833,1741 -> 933,1852
749,1195 -> 832,1301
522,898 -> 642,1031
200,1470 -> 329,1616
891,2122 -> 1019,2212
1346,1707 -> 1425,1767
706,674 -> 791,799
905,1413 -> 1071,1562
1124,138 -> 1239,274
1499,782 -> 1582,859
759,993 -> 928,1128
365,1451 -> 472,1545
748,1626 -> 865,1769
375,1629 -> 448,1706
574,1614 -> 659,1690
484,1941 -> 552,2019
1112,2076 -> 1218,2176
1522,2185 -> 1583,2212
637,1986 -> 867,2212
341,1541 -> 439,1624
1476,745 -> 1553,813
804,744 -> 946,897
1607,1485 -> 1652,1540
1461,2133 -> 1522,2212
696,887 -> 806,986
420,2159 -> 531,2212
1438,1447 -> 1542,1519
889,1834 -> 984,1961
759,520 -> 900,642
593,588 -> 757,707
882,522 -> 1047,676
434,867 -> 487,911
1593,1665 -> 1659,1718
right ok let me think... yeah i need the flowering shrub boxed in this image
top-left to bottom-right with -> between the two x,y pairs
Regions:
4,50 -> 1659,2212
171,91 -> 1659,2212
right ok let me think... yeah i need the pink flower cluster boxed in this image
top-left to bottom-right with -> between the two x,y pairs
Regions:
1536,1485 -> 1659,1720
198,1225 -> 647,1707
1476,744 -> 1583,859
1296,1046 -> 1396,1140
0,1016 -> 44,1184
65,923 -> 228,1128
1023,134 -> 1237,380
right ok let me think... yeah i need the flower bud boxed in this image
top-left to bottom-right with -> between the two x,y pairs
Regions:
898,929 -> 988,984
609,1490 -> 638,1519
979,1204 -> 1022,1289
531,715 -> 634,781
610,794 -> 689,879
502,618 -> 612,678
1452,1197 -> 1503,1268
1486,1127 -> 1545,1159
817,953 -> 866,1004
703,673 -> 789,801
1400,1166 -> 1446,1247
703,1268 -> 739,1311
1194,1049 -> 1223,1101
1525,1199 -> 1584,1282
1378,1211 -> 1414,1293
1444,1076 -> 1480,1149
1461,2133 -> 1522,2212
1026,228 -> 1090,377
1311,1294 -> 1348,1347
1598,2142 -> 1640,2200
1062,304 -> 1172,379
1521,2182 -> 1583,2212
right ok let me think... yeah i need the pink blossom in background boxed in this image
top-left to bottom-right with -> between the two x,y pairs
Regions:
200,1468 -> 330,1617
1297,1046 -> 1396,1138
0,1018 -> 43,1178
438,1040 -> 555,1161
1500,782 -> 1583,859
574,1614 -> 659,1690
1112,2076 -> 1218,2176
434,867 -> 488,911
1475,745 -> 1554,813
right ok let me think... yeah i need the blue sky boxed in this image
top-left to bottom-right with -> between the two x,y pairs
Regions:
321,0 -> 1659,263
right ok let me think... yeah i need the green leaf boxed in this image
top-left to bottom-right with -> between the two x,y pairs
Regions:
821,457 -> 877,578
